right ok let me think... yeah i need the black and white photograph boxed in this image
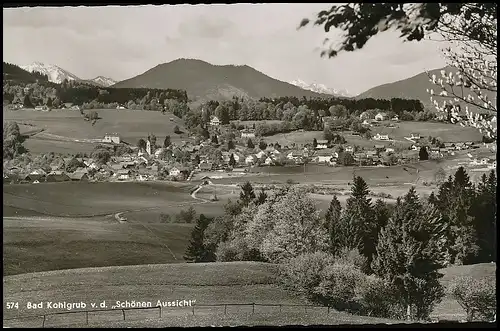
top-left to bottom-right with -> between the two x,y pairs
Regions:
3,3 -> 497,328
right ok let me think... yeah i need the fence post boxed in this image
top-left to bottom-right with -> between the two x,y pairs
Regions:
328,306 -> 330,314
252,303 -> 255,314
159,306 -> 162,319
224,304 -> 227,315
304,306 -> 307,314
192,305 -> 195,316
279,304 -> 282,313
122,309 -> 126,321
86,311 -> 89,325
42,315 -> 46,328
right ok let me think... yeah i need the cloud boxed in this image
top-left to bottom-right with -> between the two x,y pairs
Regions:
177,16 -> 236,40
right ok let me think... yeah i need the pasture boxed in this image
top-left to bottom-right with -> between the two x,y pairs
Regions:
3,108 -> 190,154
371,121 -> 483,143
2,181 -> 208,276
262,130 -> 323,146
3,261 -> 494,327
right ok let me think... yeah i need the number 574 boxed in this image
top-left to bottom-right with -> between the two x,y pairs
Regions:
6,302 -> 19,309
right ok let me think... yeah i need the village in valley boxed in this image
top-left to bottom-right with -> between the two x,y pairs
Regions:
3,109 -> 497,186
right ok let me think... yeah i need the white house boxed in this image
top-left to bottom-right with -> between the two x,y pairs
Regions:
391,115 -> 399,121
344,146 -> 354,153
385,147 -> 395,153
116,169 -> 130,181
245,155 -> 257,165
154,148 -> 164,158
410,133 -> 421,140
375,112 -> 387,121
316,140 -> 328,149
255,150 -> 266,159
362,119 -> 372,126
116,105 -> 126,109
316,155 -> 332,164
103,134 -> 121,144
287,151 -> 302,160
411,144 -> 419,151
210,116 -> 221,126
169,167 -> 181,177
241,130 -> 256,138
264,157 -> 273,165
373,133 -> 390,141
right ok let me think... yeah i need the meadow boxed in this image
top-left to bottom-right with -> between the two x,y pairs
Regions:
3,261 -> 495,327
259,120 -> 483,148
3,108 -> 190,154
371,121 -> 483,143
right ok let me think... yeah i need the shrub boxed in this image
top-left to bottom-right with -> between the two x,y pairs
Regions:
334,248 -> 368,271
159,213 -> 172,223
447,276 -> 496,322
215,238 -> 263,262
314,262 -> 366,311
279,251 -> 336,301
356,275 -> 404,318
176,206 -> 196,223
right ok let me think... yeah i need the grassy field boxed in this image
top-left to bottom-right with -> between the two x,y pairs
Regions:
260,121 -> 483,148
372,121 -> 483,143
262,130 -> 323,146
3,108 -> 190,155
3,182 -> 195,217
3,217 -> 193,276
215,162 -> 440,186
2,262 -> 395,327
3,262 -> 495,327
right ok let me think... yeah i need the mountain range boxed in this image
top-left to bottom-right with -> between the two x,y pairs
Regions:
9,59 -> 494,113
289,79 -> 351,97
357,66 -> 496,114
111,59 -> 335,101
20,62 -> 117,87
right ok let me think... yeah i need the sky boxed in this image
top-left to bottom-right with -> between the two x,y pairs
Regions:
3,4 -> 448,95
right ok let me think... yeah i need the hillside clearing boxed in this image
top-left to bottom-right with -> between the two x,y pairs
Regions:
3,108 -> 189,154
3,262 -> 494,327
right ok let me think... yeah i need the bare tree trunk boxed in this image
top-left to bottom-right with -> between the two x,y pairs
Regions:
407,304 -> 411,321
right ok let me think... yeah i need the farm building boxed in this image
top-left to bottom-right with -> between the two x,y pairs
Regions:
241,129 -> 256,138
103,134 -> 121,144
245,155 -> 257,165
46,171 -> 70,182
116,169 -> 131,181
68,172 -> 89,182
316,140 -> 329,149
199,162 -> 213,171
373,133 -> 390,141
375,112 -> 387,121
210,116 -> 221,126
410,133 -> 421,140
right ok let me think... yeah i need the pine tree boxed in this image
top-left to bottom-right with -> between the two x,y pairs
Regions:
340,175 -> 376,272
313,138 -> 318,148
228,140 -> 235,150
163,135 -> 171,148
247,138 -> 255,149
371,188 -> 447,321
184,214 -> 213,262
211,135 -> 218,144
419,146 -> 429,160
255,188 -> 268,205
229,154 -> 236,167
239,181 -> 256,206
471,170 -> 497,262
325,195 -> 342,253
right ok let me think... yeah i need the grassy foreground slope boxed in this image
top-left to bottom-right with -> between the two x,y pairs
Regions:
3,262 -> 396,328
4,262 -> 495,327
